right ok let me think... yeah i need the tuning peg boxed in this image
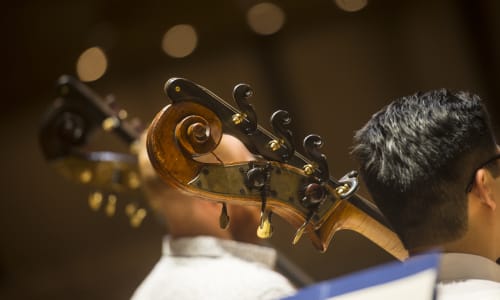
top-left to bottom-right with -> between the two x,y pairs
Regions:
293,220 -> 308,245
125,202 -> 147,227
105,194 -> 117,217
129,140 -> 141,155
88,191 -> 103,211
58,112 -> 86,145
219,202 -> 230,229
301,183 -> 326,207
118,109 -> 128,120
269,110 -> 294,161
102,116 -> 120,131
104,94 -> 117,107
79,169 -> 93,183
257,210 -> 274,239
125,202 -> 137,217
127,171 -> 141,189
232,83 -> 257,134
336,170 -> 359,199
131,209 -> 147,228
303,134 -> 330,182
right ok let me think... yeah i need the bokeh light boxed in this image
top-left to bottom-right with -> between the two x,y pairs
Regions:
246,2 -> 286,35
161,24 -> 198,58
76,46 -> 108,82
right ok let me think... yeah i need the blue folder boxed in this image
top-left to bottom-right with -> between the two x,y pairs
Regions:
283,253 -> 440,300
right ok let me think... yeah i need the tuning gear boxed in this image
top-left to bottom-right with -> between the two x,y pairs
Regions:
88,191 -> 103,211
105,194 -> 117,217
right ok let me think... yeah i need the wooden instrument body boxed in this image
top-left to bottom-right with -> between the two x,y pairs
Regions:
147,78 -> 408,260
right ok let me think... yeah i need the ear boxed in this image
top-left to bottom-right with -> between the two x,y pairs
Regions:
472,169 -> 497,211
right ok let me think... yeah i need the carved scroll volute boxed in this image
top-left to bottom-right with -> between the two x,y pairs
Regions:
146,101 -> 223,191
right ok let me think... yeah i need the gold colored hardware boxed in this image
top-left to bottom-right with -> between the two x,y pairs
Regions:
128,171 -> 141,189
303,164 -> 314,175
88,191 -> 103,211
125,203 -> 137,217
293,220 -> 309,245
105,194 -> 117,217
102,116 -> 120,131
129,140 -> 140,155
219,203 -> 230,229
130,208 -> 147,228
268,140 -> 281,151
232,113 -> 246,125
80,169 -> 93,183
175,86 -> 181,92
335,184 -> 350,197
118,109 -> 128,120
256,211 -> 273,239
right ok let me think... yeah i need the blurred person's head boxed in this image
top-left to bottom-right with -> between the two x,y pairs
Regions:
139,133 -> 261,244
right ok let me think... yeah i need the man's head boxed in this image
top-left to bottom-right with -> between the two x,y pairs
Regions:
351,89 -> 498,251
138,133 -> 261,244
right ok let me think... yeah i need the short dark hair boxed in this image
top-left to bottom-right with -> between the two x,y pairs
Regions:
351,89 -> 497,249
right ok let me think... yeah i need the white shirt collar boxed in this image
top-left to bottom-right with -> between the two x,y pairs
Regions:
439,252 -> 500,283
162,235 -> 278,269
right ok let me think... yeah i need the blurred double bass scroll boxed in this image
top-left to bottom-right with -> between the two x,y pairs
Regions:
39,75 -> 147,227
147,78 -> 409,260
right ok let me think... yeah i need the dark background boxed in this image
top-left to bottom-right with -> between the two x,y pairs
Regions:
2,0 -> 500,299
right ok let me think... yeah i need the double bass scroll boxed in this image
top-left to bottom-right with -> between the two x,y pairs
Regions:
147,78 -> 408,260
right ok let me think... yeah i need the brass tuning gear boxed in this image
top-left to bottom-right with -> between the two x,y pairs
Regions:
125,203 -> 147,228
130,208 -> 147,228
105,194 -> 117,217
88,191 -> 103,211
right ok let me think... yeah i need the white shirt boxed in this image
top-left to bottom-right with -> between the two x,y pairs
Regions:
437,253 -> 500,300
131,236 -> 296,300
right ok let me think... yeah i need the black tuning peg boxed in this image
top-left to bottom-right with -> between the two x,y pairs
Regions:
232,83 -> 257,134
245,162 -> 274,239
303,134 -> 329,182
269,110 -> 295,162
